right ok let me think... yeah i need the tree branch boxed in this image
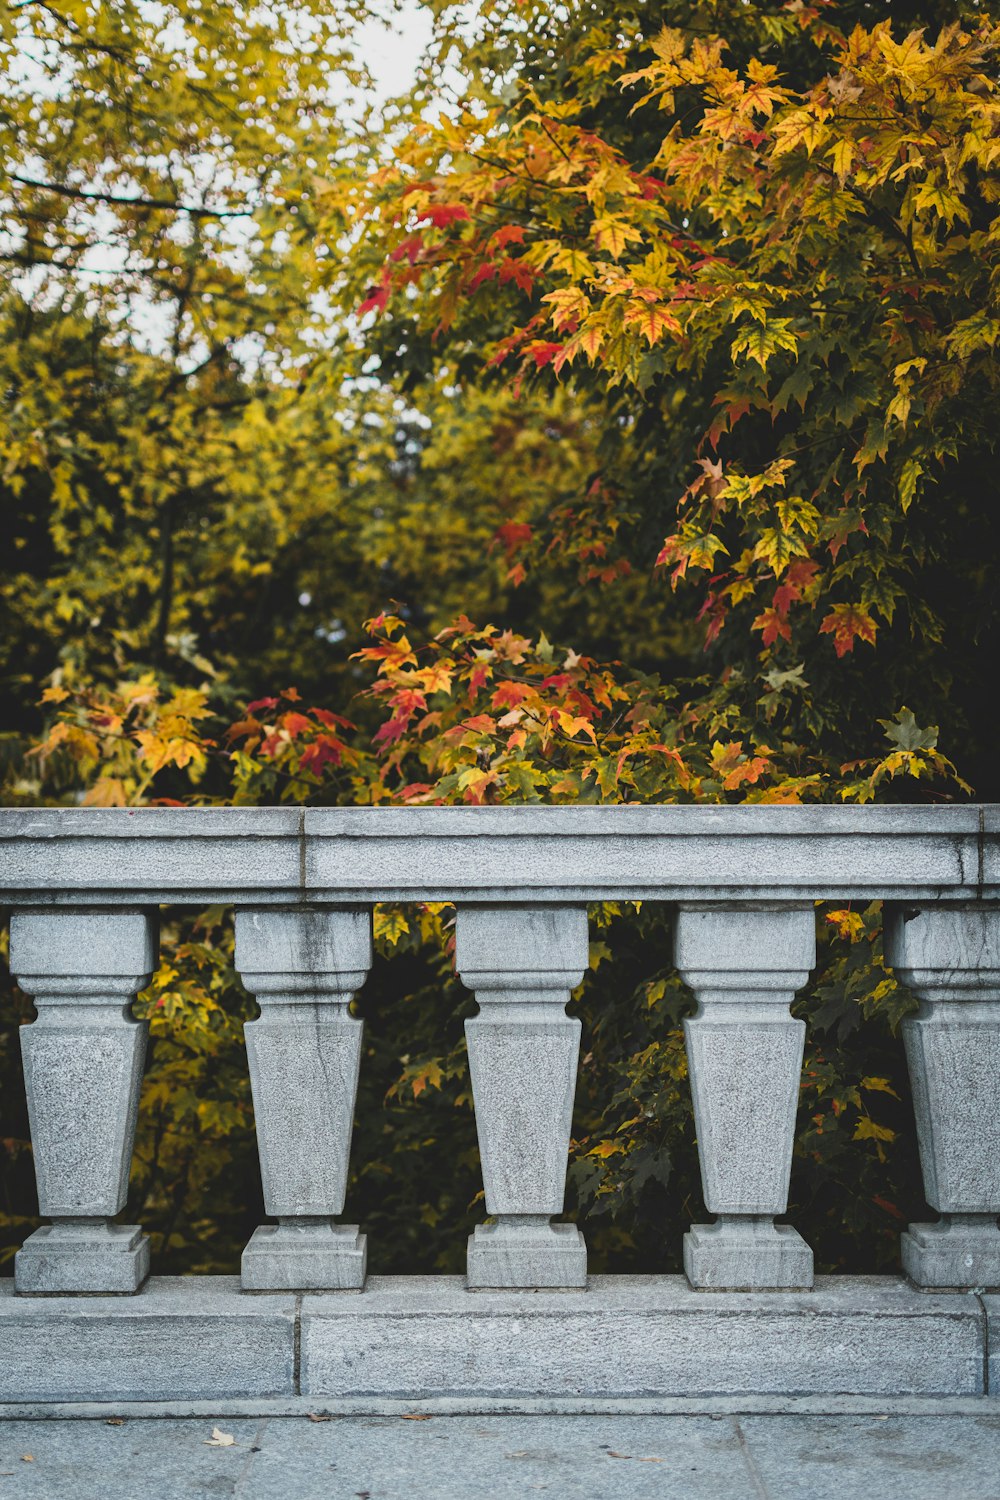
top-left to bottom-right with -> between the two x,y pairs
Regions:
9,172 -> 255,220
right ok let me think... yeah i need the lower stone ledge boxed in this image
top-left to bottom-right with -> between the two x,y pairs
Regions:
0,1275 -> 989,1405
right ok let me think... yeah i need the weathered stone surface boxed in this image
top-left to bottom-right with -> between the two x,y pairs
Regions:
457,907 -> 588,1289
1,807 -> 302,905
467,1221 -> 586,1290
885,904 -> 1000,1288
901,1218 -> 1000,1290
300,1275 -> 985,1398
16,1224 -> 149,1296
675,905 -> 816,1290
984,1293 -> 1000,1395
0,1277 -> 296,1400
242,1222 -> 366,1292
456,905 -> 589,988
234,908 -> 373,1292
684,1221 -> 813,1292
10,908 -> 156,1295
1,804 -> 991,906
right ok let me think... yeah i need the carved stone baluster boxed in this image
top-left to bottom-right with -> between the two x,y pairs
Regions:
234,907 -> 370,1290
456,905 -> 588,1289
675,903 -> 815,1290
884,903 -> 1000,1288
10,908 -> 156,1294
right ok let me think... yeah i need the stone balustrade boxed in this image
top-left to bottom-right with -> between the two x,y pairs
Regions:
1,805 -> 999,1406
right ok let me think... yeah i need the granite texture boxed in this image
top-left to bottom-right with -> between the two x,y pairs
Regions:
683,1222 -> 813,1292
0,1278 -> 296,1401
466,1221 -> 587,1290
457,907 -> 588,1288
15,1224 -> 149,1296
1,804 -> 992,905
234,908 -> 372,1291
3,1412 -> 1000,1500
885,904 -> 1000,1288
985,1294 -> 1000,1396
241,1223 -> 366,1292
9,909 -> 156,1295
0,1275 -> 987,1405
300,1275 -> 985,1400
674,905 -> 816,1290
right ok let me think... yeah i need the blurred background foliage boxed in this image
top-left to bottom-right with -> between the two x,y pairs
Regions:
1,0 -> 998,1275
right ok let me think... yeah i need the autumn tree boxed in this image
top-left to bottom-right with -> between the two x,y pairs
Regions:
2,0 -> 999,1277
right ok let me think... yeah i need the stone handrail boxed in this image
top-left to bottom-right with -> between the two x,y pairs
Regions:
0,804 -> 999,1406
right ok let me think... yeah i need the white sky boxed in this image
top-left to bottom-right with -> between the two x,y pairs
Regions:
357,2 -> 435,103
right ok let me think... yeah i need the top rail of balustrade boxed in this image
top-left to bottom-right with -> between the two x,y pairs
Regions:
0,804 -> 998,907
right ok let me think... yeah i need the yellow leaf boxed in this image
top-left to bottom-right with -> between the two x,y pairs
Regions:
853,1118 -> 896,1143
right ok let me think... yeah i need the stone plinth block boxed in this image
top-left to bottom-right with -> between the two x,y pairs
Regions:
885,904 -> 1000,1288
985,1293 -> 1000,1395
456,906 -> 589,1289
9,908 -> 156,1295
674,905 -> 816,1291
467,1221 -> 586,1290
0,1277 -> 296,1401
300,1276 -> 985,1399
234,907 -> 373,1292
901,1218 -> 1000,1290
684,1221 -> 813,1292
15,1224 -> 149,1296
242,1222 -> 366,1292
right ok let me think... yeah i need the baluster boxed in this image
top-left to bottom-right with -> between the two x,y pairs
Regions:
675,903 -> 815,1290
456,905 -> 588,1289
234,906 -> 370,1290
884,903 -> 1000,1288
10,908 -> 155,1294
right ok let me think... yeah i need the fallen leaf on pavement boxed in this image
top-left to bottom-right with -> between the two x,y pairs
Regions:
21,1455 -> 34,1463
606,1451 -> 664,1462
204,1427 -> 236,1448
400,1414 -> 432,1421
106,1418 -> 125,1427
307,1413 -> 332,1423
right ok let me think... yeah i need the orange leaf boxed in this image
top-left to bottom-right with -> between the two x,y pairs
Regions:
819,604 -> 877,658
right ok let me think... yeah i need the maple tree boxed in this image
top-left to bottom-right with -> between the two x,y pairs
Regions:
2,0 -> 998,1276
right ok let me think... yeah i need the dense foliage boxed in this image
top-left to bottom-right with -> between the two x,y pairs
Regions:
1,0 -> 997,1275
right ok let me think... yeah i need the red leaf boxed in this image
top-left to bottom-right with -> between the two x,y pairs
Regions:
528,341 -> 562,369
299,738 -> 345,773
488,225 -> 527,251
358,283 -> 391,318
311,707 -> 356,731
819,604 -> 878,658
493,521 -> 533,558
418,204 -> 471,229
281,712 -> 313,737
245,697 -> 278,714
753,608 -> 792,646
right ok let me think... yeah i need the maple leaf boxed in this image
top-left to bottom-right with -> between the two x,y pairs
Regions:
878,707 -> 938,752
357,281 -> 391,318
752,608 -> 792,646
623,303 -> 681,346
819,604 -> 878,658
417,204 -> 471,228
527,341 -> 563,368
410,1060 -> 444,1098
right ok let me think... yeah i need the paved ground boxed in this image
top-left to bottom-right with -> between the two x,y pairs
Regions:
1,1412 -> 1000,1499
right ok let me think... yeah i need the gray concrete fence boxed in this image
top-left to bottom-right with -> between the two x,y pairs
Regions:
0,805 -> 998,1406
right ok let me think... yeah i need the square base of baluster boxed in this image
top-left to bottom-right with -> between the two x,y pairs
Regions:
902,1218 -> 1000,1289
467,1222 -> 587,1289
241,1223 -> 367,1292
15,1224 -> 150,1295
684,1222 -> 814,1291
